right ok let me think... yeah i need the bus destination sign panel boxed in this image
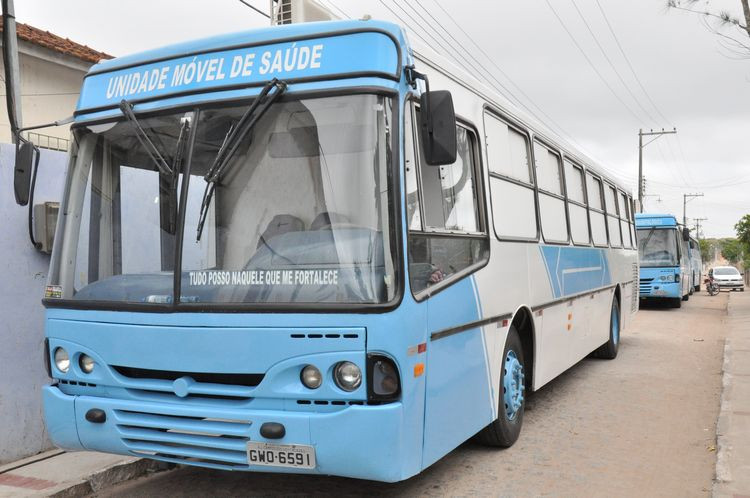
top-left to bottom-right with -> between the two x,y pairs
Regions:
77,31 -> 399,113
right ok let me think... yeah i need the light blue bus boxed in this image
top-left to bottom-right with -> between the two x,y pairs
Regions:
17,18 -> 638,482
635,213 -> 691,307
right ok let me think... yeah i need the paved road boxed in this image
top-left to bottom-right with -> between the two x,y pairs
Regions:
97,292 -> 728,497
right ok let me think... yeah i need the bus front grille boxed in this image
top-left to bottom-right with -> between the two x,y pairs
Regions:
639,278 -> 654,296
114,409 -> 252,469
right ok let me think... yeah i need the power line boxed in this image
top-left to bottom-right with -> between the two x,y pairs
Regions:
237,0 -> 270,19
545,0 -> 644,124
570,0 -> 659,126
426,0 -> 633,183
593,0 -> 672,126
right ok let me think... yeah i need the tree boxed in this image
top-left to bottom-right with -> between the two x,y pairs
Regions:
699,238 -> 714,262
721,238 -> 744,264
668,0 -> 750,58
735,214 -> 750,247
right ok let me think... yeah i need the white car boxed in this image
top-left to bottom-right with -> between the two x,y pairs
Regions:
709,266 -> 745,291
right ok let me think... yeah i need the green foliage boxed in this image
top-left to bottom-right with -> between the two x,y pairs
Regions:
721,238 -> 744,265
699,238 -> 713,261
735,214 -> 750,247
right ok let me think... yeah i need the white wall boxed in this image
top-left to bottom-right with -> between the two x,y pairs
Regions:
0,41 -> 93,145
0,143 -> 68,463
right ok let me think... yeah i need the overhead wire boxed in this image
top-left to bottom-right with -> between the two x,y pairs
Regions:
416,0 -> 634,185
545,0 -> 644,125
570,0 -> 659,126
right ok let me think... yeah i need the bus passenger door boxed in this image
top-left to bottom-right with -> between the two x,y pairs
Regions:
404,105 -> 493,468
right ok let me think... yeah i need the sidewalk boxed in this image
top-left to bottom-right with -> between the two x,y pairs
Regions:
714,290 -> 750,497
0,451 -> 160,497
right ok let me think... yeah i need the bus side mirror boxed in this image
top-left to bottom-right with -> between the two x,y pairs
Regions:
14,141 -> 37,206
419,90 -> 457,166
682,227 -> 690,242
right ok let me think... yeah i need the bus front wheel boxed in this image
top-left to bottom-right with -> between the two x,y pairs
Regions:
475,325 -> 525,448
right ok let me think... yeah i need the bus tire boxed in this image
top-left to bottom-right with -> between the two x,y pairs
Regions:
475,325 -> 525,448
682,293 -> 689,301
695,284 -> 701,292
594,298 -> 620,360
670,297 -> 682,308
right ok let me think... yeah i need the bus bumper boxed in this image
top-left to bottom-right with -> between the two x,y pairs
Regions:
640,281 -> 681,299
43,385 -> 411,482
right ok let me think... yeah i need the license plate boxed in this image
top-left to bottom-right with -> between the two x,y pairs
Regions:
246,441 -> 316,469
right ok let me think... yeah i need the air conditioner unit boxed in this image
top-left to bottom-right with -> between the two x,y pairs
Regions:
33,202 -> 59,254
273,0 -> 337,25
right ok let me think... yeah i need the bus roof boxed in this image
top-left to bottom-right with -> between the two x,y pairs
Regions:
635,213 -> 678,228
74,19 -> 407,121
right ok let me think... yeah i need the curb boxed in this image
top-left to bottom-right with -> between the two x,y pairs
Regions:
713,337 -> 732,487
46,458 -> 164,498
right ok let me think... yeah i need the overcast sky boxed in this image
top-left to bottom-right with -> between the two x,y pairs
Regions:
16,0 -> 750,237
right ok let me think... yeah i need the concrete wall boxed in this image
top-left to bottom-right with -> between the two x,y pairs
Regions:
0,143 -> 68,463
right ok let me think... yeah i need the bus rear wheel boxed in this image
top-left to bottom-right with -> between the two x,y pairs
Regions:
476,325 -> 525,448
594,298 -> 620,360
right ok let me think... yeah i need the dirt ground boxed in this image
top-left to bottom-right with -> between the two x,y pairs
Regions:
97,292 -> 728,497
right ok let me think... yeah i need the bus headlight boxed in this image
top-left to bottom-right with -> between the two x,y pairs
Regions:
54,347 -> 70,373
79,354 -> 95,374
659,274 -> 675,282
301,365 -> 322,389
334,362 -> 362,391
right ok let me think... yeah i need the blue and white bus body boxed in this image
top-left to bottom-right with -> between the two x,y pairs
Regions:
635,213 -> 690,304
42,20 -> 638,482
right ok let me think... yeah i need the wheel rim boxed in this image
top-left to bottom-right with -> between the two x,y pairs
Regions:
611,305 -> 620,346
503,349 -> 525,420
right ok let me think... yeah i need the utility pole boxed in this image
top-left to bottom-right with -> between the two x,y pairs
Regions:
694,217 -> 707,240
2,0 -> 23,142
638,128 -> 677,212
683,192 -> 704,226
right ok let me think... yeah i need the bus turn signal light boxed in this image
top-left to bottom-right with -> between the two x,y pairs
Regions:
414,363 -> 425,377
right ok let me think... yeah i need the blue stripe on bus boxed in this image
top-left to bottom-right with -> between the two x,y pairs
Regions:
539,246 -> 612,299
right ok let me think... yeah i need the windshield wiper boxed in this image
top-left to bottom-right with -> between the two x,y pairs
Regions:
196,79 -> 287,241
119,100 -> 173,176
120,101 -> 192,235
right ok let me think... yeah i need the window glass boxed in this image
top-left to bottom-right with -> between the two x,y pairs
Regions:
637,228 -> 678,267
484,113 -> 532,183
408,120 -> 488,295
618,192 -> 629,220
564,160 -> 585,203
49,113 -> 189,303
404,105 -> 422,231
539,194 -> 568,242
604,185 -> 618,215
180,94 -> 397,305
586,174 -> 604,210
418,123 -> 479,232
534,142 -> 563,195
569,204 -> 590,244
491,179 -> 538,239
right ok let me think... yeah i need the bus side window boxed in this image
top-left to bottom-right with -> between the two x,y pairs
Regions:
408,110 -> 488,296
483,112 -> 537,240
618,190 -> 632,248
628,195 -> 637,244
604,183 -> 622,248
534,141 -> 568,244
404,103 -> 422,231
586,173 -> 608,247
564,159 -> 590,245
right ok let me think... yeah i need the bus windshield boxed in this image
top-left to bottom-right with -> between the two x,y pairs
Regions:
637,228 -> 678,267
48,93 -> 397,306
